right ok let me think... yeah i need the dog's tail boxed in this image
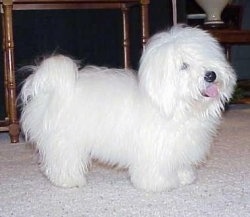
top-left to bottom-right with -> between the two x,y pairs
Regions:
20,55 -> 78,105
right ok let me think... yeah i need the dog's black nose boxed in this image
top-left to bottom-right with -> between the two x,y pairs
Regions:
204,71 -> 216,83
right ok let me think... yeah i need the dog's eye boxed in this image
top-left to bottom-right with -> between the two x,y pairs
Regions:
181,62 -> 189,70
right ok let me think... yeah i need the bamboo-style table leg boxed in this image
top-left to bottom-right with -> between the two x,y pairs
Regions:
1,6 -> 9,123
122,1 -> 149,68
121,4 -> 130,68
225,45 -> 231,62
141,0 -> 149,50
2,0 -> 20,143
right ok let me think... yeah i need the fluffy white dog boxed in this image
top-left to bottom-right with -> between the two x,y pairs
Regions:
20,25 -> 236,192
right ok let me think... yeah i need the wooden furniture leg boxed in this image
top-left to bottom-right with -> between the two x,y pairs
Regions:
1,8 -> 9,122
122,1 -> 149,68
2,0 -> 20,143
225,45 -> 231,61
141,0 -> 149,50
122,4 -> 130,68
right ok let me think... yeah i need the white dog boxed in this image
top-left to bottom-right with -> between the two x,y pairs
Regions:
20,25 -> 236,192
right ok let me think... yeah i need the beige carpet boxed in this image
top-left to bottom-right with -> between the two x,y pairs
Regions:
0,105 -> 250,217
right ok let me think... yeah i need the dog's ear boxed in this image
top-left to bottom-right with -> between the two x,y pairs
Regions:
138,39 -> 181,117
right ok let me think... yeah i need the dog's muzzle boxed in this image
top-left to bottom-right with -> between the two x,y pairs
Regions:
202,71 -> 219,98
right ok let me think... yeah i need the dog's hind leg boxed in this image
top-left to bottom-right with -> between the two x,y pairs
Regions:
129,165 -> 180,192
38,136 -> 89,188
177,165 -> 197,186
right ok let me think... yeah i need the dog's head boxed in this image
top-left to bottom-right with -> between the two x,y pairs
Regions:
139,25 -> 236,117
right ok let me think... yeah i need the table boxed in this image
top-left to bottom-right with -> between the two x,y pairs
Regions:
209,29 -> 250,59
0,0 -> 150,143
209,29 -> 250,104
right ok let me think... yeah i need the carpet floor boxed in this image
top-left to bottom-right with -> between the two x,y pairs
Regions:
0,105 -> 250,217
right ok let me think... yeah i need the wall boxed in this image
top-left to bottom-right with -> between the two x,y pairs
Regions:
232,0 -> 250,80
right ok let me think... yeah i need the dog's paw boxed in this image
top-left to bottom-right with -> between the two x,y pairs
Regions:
130,172 -> 179,192
51,177 -> 87,188
45,172 -> 87,188
178,167 -> 196,186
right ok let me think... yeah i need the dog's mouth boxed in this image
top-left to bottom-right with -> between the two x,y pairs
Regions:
201,83 -> 219,98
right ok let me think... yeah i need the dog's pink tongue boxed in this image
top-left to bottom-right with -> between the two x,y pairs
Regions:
205,84 -> 219,97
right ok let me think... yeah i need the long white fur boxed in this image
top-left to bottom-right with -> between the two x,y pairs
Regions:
20,25 -> 236,192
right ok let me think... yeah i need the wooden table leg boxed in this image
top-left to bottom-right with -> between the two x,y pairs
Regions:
1,7 -> 9,124
225,45 -> 231,62
2,0 -> 20,143
121,4 -> 130,68
141,0 -> 149,50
